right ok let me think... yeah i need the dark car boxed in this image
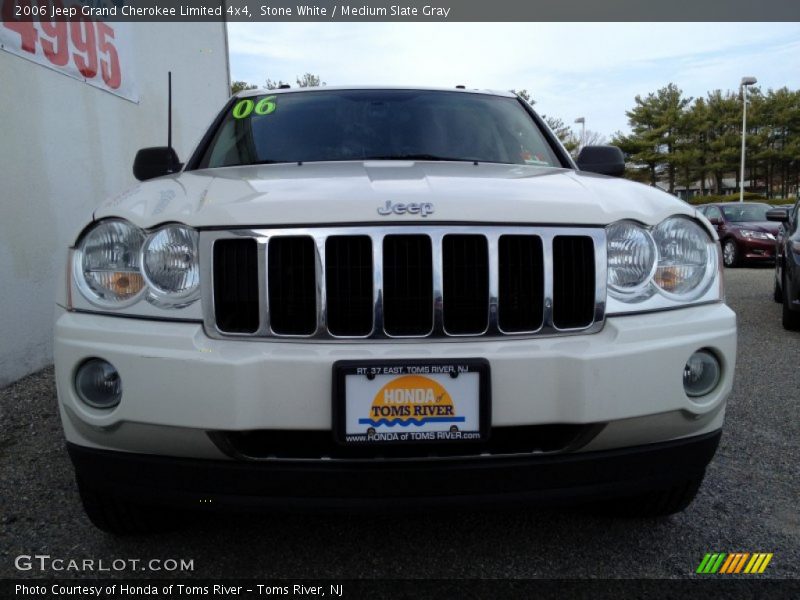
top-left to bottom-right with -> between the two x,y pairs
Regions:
767,200 -> 800,331
698,202 -> 780,267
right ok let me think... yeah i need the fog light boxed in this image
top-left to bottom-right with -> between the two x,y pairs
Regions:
75,359 -> 122,409
683,350 -> 721,398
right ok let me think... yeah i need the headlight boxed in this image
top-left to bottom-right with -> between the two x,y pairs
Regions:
652,217 -> 716,300
72,219 -> 201,315
142,224 -> 200,307
740,230 -> 773,240
74,219 -> 145,307
606,215 -> 720,314
606,221 -> 657,301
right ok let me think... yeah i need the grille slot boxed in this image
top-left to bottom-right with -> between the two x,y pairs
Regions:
325,236 -> 373,336
213,424 -> 599,460
213,238 -> 260,334
498,235 -> 544,332
552,235 -> 596,329
268,236 -> 317,335
443,234 -> 489,334
382,235 -> 433,336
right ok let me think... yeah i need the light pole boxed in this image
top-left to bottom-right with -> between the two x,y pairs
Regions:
739,76 -> 757,202
574,117 -> 585,150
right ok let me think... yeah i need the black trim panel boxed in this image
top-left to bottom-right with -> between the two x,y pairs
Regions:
68,431 -> 721,510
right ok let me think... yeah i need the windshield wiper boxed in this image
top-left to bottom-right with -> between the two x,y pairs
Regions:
248,159 -> 294,165
245,155 -> 494,165
361,154 -> 475,162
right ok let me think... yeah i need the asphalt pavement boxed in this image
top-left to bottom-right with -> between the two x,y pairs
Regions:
1,268 -> 798,580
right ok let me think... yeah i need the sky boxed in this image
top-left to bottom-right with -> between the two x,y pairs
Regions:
227,22 -> 800,139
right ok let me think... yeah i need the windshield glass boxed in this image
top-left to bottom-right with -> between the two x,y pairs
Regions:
197,89 -> 562,168
720,203 -> 771,222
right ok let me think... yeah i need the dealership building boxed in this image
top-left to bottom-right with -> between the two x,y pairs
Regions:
0,21 -> 230,387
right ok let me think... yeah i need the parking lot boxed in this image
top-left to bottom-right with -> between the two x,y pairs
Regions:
1,268 -> 798,580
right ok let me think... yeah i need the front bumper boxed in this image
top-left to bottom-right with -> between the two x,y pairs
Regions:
739,237 -> 776,262
54,302 -> 736,460
68,431 -> 721,509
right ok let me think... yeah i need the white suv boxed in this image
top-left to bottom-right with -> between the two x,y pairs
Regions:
55,87 -> 736,534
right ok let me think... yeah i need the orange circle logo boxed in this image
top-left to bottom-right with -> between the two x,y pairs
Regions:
358,375 -> 465,428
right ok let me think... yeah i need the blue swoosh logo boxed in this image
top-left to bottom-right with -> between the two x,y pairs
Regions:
358,416 -> 466,427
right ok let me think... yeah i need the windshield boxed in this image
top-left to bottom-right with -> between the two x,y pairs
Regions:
720,204 -> 771,222
197,89 -> 562,168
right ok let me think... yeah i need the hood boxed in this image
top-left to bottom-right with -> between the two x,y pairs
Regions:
733,221 -> 780,235
94,162 -> 697,230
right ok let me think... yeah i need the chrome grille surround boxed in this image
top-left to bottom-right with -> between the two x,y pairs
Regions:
200,225 -> 608,341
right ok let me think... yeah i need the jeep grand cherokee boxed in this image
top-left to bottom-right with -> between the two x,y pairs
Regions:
55,87 -> 736,533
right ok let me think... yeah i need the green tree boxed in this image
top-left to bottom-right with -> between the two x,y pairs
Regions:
749,87 -> 800,198
703,90 -> 741,194
615,82 -> 800,199
613,83 -> 691,192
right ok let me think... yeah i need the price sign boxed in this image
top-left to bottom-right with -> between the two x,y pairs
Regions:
0,0 -> 137,102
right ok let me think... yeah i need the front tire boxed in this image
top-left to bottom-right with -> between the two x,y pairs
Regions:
722,239 -> 739,268
773,276 -> 782,303
782,274 -> 800,331
588,475 -> 703,517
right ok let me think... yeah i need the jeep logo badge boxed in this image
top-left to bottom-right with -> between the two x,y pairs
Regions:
377,200 -> 434,218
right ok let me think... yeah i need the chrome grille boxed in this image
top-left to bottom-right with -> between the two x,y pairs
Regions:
202,226 -> 607,341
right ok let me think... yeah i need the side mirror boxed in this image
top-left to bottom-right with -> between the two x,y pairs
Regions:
708,216 -> 722,226
766,208 -> 790,223
576,145 -> 626,177
133,147 -> 182,181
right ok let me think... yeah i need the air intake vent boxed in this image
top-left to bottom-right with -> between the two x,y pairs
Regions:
382,235 -> 433,336
213,238 -> 260,334
552,235 -> 595,329
214,424 -> 597,460
268,236 -> 317,335
443,234 -> 489,334
498,235 -> 544,332
325,236 -> 373,336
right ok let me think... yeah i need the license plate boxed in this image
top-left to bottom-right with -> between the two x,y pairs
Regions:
333,359 -> 490,445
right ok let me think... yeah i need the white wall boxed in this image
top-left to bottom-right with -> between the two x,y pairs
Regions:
0,22 -> 230,388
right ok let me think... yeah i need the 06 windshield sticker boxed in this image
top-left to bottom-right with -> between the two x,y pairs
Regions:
232,96 -> 277,119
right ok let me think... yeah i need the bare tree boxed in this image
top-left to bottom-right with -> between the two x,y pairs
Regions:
542,116 -> 579,155
230,80 -> 257,95
296,73 -> 325,87
512,89 -> 535,105
265,78 -> 289,90
581,130 -> 608,149
266,73 -> 326,89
